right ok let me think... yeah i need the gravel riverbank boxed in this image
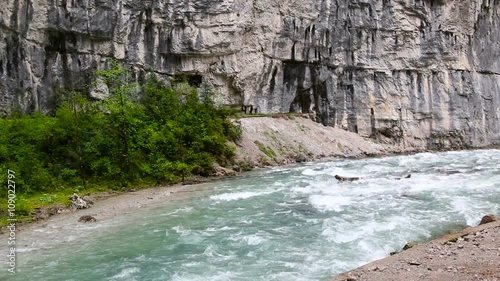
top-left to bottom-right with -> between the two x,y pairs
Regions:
333,219 -> 500,281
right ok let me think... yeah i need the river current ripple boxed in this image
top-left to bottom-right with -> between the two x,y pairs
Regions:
10,150 -> 500,281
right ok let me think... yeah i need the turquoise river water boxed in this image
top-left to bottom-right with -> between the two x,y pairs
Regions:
5,150 -> 500,281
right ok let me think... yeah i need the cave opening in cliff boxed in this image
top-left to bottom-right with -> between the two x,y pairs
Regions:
289,88 -> 312,114
172,73 -> 203,88
428,0 -> 444,7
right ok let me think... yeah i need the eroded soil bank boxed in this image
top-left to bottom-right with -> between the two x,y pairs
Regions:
232,115 -> 418,169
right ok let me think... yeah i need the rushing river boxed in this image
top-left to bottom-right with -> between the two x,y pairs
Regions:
6,150 -> 500,281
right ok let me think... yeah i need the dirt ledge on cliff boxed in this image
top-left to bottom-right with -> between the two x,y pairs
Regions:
233,115 -> 414,168
332,219 -> 500,281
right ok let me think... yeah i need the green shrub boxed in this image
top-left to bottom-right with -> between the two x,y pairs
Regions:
0,63 -> 239,201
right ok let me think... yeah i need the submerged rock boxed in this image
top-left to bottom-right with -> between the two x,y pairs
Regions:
335,175 -> 360,182
78,215 -> 97,223
395,174 -> 412,180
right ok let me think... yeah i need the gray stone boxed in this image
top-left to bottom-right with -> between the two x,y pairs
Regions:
89,78 -> 110,100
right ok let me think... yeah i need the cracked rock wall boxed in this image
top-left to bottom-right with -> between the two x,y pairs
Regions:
1,0 -> 500,149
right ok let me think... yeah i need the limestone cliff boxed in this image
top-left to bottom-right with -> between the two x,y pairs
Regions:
1,0 -> 499,149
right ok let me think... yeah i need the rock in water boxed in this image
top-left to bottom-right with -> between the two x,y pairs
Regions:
479,214 -> 498,225
335,175 -> 360,182
395,174 -> 411,180
78,215 -> 97,223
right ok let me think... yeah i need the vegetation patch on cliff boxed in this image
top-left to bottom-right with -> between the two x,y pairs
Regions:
254,140 -> 277,159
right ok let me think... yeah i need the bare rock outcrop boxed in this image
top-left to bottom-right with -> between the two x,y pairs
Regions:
1,0 -> 500,149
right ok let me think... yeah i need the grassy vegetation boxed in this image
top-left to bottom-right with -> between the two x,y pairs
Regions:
254,140 -> 277,159
0,62 -> 241,225
263,130 -> 279,143
295,120 -> 307,132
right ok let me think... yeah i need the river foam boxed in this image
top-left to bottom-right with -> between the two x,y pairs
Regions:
7,149 -> 500,281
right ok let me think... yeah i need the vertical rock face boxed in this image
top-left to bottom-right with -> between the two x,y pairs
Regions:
1,0 -> 499,149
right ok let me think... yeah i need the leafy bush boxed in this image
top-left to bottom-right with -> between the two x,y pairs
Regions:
0,62 -> 239,198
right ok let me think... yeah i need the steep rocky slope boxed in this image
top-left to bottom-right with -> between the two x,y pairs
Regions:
1,0 -> 499,148
233,115 -> 402,168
